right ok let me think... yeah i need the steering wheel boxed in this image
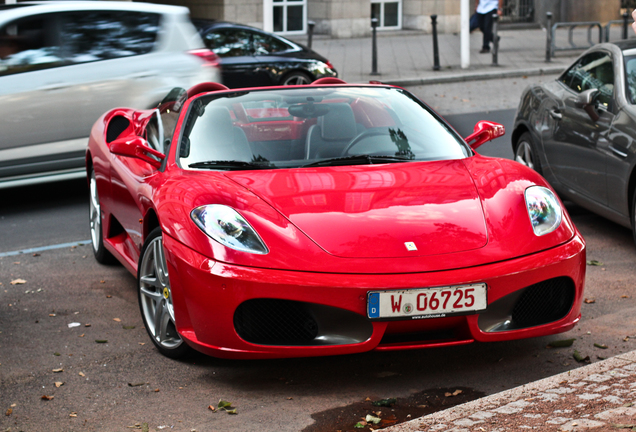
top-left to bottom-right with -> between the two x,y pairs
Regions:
340,129 -> 391,156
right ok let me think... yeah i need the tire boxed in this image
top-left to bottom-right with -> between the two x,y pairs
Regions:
632,188 -> 636,249
514,132 -> 543,175
138,227 -> 191,359
281,71 -> 313,86
89,168 -> 116,264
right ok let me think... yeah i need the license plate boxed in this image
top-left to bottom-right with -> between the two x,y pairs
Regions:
367,284 -> 487,320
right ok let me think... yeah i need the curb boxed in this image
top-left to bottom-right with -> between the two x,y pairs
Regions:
385,349 -> 636,431
378,66 -> 567,87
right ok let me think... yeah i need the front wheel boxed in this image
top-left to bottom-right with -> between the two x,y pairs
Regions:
138,227 -> 191,359
514,132 -> 543,175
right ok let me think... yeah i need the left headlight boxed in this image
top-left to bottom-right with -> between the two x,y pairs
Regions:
524,186 -> 562,236
191,205 -> 269,254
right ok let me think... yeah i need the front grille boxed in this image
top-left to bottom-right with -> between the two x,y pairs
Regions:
234,299 -> 318,345
511,277 -> 574,328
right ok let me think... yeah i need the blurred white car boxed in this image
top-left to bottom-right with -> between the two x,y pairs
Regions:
0,1 -> 220,188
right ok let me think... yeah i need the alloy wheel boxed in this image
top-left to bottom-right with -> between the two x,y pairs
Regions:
139,236 -> 183,351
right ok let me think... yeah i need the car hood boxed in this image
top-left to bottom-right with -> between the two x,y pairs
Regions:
225,160 -> 488,258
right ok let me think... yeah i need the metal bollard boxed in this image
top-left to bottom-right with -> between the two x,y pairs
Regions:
371,17 -> 379,75
431,15 -> 440,71
492,13 -> 499,66
623,12 -> 629,40
307,21 -> 315,49
545,12 -> 553,62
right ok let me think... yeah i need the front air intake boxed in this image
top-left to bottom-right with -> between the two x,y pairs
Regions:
511,277 -> 575,328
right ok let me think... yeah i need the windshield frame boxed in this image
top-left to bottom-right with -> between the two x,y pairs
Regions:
175,85 -> 472,171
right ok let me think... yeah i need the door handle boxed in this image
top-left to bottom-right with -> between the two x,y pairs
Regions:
609,145 -> 628,158
549,109 -> 562,120
39,83 -> 69,91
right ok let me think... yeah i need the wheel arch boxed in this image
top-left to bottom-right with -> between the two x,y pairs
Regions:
628,164 -> 636,226
511,123 -> 531,153
143,209 -> 161,245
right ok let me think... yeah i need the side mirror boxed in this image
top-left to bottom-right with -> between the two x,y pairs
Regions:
464,120 -> 506,150
110,136 -> 165,169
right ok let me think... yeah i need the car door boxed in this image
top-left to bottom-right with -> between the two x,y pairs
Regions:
202,28 -> 263,88
251,31 -> 298,85
543,51 -> 615,206
0,12 -> 79,177
57,10 -> 163,137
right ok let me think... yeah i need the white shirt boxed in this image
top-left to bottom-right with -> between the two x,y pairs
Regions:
476,0 -> 499,13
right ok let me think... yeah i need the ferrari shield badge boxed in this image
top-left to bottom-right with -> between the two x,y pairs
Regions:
404,242 -> 417,251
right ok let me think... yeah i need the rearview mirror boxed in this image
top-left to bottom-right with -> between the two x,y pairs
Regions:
464,121 -> 506,150
110,136 -> 165,169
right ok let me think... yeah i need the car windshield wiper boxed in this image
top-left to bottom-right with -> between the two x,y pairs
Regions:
301,154 -> 412,168
188,160 -> 275,170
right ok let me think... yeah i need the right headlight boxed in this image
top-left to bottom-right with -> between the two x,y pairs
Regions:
191,205 -> 269,254
524,186 -> 562,236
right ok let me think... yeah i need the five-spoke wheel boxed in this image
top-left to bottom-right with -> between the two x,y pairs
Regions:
514,132 -> 542,175
89,168 -> 114,263
138,228 -> 190,358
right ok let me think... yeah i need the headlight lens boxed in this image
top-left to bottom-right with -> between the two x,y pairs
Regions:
524,186 -> 562,236
191,205 -> 268,254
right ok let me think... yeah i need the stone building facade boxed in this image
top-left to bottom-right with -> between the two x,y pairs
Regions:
149,0 -> 624,38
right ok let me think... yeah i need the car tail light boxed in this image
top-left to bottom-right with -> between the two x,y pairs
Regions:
188,49 -> 219,68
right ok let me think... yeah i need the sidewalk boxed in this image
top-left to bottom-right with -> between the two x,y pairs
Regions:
292,27 -> 604,86
386,349 -> 636,431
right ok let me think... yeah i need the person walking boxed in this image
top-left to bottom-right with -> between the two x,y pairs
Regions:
474,0 -> 504,53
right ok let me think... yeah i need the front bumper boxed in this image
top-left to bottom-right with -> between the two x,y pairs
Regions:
162,233 -> 585,359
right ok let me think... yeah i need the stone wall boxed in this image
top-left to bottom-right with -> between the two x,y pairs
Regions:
309,0 -> 371,38
403,0 -> 460,33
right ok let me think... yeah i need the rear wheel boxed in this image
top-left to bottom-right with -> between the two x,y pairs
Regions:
281,71 -> 312,85
89,168 -> 115,264
514,132 -> 543,175
138,227 -> 191,359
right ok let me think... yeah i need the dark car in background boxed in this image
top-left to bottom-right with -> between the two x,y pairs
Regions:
193,19 -> 337,88
512,40 -> 636,245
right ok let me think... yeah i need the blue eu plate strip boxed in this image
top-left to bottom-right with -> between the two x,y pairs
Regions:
367,292 -> 379,318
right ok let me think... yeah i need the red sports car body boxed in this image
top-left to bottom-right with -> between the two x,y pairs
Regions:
86,79 -> 586,359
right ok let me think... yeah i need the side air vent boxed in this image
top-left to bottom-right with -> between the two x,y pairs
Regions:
106,116 -> 130,143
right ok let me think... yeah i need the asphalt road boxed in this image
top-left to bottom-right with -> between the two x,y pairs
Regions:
2,77 -> 636,431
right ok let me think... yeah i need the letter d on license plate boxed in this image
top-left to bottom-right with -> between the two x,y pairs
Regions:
367,283 -> 487,320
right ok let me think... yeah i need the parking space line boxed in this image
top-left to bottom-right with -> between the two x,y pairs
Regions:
0,240 -> 92,258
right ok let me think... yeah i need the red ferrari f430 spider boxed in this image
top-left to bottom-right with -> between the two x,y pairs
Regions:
86,79 -> 585,359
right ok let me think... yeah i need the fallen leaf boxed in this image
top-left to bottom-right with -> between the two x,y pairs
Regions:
5,408 -> 12,416
372,398 -> 397,407
287,397 -> 293,400
95,340 -> 108,344
78,372 -> 85,377
547,338 -> 576,348
445,390 -> 463,397
354,422 -> 366,428
100,280 -> 105,284
587,260 -> 603,266
128,382 -> 146,387
217,400 -> 238,414
54,352 -> 60,356
52,368 -> 63,373
365,397 -> 372,402
624,402 -> 634,407
573,350 -> 590,363
79,334 -> 85,337
69,412 -> 77,417
113,318 -> 121,322
41,395 -> 54,401
10,279 -> 26,285
624,336 -> 630,342
598,356 -> 607,360
594,343 -> 608,349
621,295 -> 630,299
154,389 -> 160,392
225,409 -> 237,414
33,253 -> 40,257
84,324 -> 91,327
106,295 -> 112,298
54,382 -> 64,388
123,325 -> 136,330
366,414 -> 381,425
584,298 -> 596,304
138,342 -> 145,345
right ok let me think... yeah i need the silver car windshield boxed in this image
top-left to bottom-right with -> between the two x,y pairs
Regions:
179,86 -> 470,170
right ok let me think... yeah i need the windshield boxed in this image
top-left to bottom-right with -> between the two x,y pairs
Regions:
179,86 -> 470,170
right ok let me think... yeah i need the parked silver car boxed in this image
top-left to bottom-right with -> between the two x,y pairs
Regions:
0,1 -> 220,188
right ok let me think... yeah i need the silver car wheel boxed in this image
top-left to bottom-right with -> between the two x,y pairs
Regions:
515,140 -> 536,170
89,171 -> 101,254
282,72 -> 312,85
139,236 -> 183,350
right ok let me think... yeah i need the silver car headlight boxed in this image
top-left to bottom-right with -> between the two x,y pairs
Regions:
524,186 -> 562,236
191,205 -> 268,254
